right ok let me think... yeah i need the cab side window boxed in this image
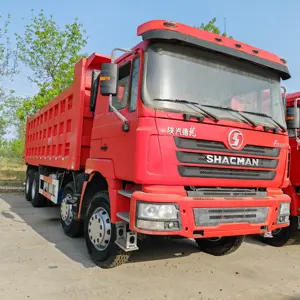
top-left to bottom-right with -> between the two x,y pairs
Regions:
111,62 -> 131,110
129,57 -> 140,112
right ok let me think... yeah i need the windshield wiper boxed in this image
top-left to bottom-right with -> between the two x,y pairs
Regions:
200,104 -> 257,128
240,110 -> 286,132
153,98 -> 219,122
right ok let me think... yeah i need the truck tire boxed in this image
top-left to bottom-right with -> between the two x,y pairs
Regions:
31,172 -> 47,207
25,169 -> 35,201
195,235 -> 245,256
257,216 -> 300,247
60,182 -> 83,238
84,192 -> 131,269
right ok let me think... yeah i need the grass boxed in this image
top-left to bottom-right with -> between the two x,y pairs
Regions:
0,157 -> 26,186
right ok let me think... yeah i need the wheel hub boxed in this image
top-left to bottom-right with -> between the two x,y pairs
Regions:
88,207 -> 111,251
60,194 -> 73,225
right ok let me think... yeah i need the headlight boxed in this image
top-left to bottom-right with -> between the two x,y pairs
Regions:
279,202 -> 290,215
137,203 -> 178,220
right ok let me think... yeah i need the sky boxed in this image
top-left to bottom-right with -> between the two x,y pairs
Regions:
1,0 -> 300,97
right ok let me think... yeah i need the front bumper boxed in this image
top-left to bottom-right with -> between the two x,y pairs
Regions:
129,191 -> 291,238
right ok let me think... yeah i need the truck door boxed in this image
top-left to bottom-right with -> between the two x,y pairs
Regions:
91,55 -> 141,181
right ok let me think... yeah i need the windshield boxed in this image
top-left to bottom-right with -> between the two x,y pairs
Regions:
142,42 -> 286,129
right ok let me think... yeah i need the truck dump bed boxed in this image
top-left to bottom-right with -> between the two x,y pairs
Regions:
24,53 -> 111,170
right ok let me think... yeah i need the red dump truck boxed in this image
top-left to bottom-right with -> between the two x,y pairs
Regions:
258,91 -> 300,246
24,20 -> 291,268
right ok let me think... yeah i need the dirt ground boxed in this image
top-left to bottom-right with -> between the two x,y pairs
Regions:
1,193 -> 300,300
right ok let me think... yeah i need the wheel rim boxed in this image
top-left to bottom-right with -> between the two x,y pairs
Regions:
60,194 -> 73,226
272,228 -> 282,236
206,237 -> 222,242
88,207 -> 111,251
25,176 -> 30,194
31,179 -> 36,200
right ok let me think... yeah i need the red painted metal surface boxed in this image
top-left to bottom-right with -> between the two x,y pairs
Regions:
284,92 -> 300,216
137,20 -> 287,68
129,190 -> 290,238
24,53 -> 111,170
24,20 -> 291,237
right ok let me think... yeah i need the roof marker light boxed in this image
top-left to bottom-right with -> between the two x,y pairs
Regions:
163,21 -> 177,28
280,58 -> 287,64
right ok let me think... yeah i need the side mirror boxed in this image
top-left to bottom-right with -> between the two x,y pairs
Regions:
89,70 -> 101,113
100,63 -> 119,96
286,107 -> 300,129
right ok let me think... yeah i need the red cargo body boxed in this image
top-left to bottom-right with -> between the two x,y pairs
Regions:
24,53 -> 111,170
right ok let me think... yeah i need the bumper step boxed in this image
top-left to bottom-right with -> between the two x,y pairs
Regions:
118,190 -> 133,198
117,212 -> 130,223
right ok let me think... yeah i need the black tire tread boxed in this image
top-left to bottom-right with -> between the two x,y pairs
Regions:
31,172 -> 47,207
257,216 -> 300,247
84,191 -> 131,269
61,182 -> 83,238
195,235 -> 245,256
25,169 -> 35,201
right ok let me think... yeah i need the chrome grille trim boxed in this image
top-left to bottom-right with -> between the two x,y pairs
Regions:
193,207 -> 268,227
176,151 -> 278,168
178,166 -> 275,180
174,137 -> 280,157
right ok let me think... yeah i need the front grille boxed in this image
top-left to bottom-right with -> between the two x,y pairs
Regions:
193,207 -> 268,227
176,152 -> 278,169
175,137 -> 279,180
186,187 -> 267,197
174,137 -> 280,157
178,166 -> 275,180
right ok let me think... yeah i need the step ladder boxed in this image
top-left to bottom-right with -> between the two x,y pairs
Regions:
115,190 -> 138,252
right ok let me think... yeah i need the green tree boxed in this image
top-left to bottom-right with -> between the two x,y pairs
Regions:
198,17 -> 232,38
15,10 -> 88,118
0,14 -> 18,139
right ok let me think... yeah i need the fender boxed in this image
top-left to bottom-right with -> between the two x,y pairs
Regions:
77,158 -> 120,220
85,158 -> 116,179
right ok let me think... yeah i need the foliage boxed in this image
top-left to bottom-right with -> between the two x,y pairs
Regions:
0,14 -> 18,83
15,10 -> 88,117
198,17 -> 233,39
0,14 -> 18,138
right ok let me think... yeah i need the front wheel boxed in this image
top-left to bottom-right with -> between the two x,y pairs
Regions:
60,183 -> 83,237
257,216 -> 300,247
84,192 -> 131,269
195,235 -> 245,256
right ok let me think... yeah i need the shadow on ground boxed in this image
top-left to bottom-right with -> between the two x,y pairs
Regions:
0,193 -> 201,268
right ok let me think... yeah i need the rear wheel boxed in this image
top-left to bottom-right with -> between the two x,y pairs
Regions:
257,216 -> 300,247
84,192 -> 131,269
25,169 -> 35,201
195,235 -> 245,256
60,182 -> 83,237
31,172 -> 47,207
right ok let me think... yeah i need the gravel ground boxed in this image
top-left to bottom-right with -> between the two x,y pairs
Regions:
1,193 -> 300,300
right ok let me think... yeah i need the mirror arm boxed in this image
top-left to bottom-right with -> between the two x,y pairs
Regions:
108,48 -> 136,132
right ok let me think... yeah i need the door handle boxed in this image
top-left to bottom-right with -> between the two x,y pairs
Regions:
100,145 -> 108,151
